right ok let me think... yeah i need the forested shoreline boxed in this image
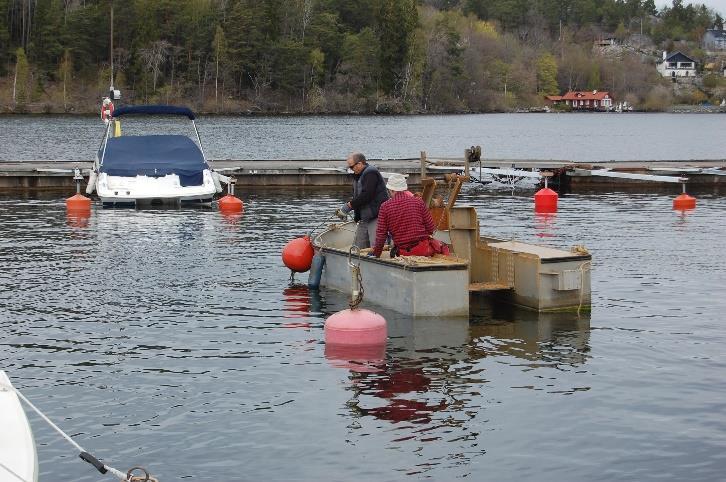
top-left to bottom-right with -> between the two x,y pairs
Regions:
1,0 -> 724,114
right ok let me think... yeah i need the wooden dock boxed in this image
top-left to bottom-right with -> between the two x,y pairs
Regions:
0,157 -> 724,192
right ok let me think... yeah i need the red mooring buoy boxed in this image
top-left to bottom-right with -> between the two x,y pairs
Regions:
534,175 -> 558,213
282,236 -> 315,273
673,193 -> 696,210
534,187 -> 558,213
218,194 -> 244,214
65,193 -> 91,213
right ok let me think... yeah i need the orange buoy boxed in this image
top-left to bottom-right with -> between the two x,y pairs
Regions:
282,236 -> 315,272
534,187 -> 558,213
218,194 -> 244,214
673,193 -> 696,210
66,193 -> 91,213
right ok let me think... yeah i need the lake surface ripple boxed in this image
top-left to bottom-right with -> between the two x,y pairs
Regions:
1,187 -> 725,481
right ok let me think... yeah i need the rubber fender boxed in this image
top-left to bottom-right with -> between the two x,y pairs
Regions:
211,171 -> 223,193
308,252 -> 325,289
85,171 -> 97,195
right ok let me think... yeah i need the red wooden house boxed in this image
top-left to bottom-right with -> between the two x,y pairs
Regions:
545,90 -> 614,111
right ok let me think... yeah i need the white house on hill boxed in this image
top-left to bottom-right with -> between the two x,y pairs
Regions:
703,29 -> 726,51
656,51 -> 697,79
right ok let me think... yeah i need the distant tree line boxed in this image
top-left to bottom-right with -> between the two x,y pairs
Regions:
0,0 -> 723,113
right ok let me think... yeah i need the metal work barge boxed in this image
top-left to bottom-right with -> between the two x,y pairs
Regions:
314,206 -> 592,316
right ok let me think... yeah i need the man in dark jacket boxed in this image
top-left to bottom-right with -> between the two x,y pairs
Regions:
338,152 -> 388,248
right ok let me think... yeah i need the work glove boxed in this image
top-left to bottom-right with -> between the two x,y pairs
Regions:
335,204 -> 351,220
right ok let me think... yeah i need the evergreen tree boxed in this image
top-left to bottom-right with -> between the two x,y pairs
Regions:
376,0 -> 418,96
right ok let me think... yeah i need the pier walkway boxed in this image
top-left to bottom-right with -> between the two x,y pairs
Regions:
0,158 -> 724,191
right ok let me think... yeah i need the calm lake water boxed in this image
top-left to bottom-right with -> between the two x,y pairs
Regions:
1,113 -> 726,162
1,185 -> 725,481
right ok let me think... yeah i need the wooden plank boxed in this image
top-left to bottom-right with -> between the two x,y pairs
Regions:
420,178 -> 437,207
469,282 -> 513,292
446,175 -> 467,210
430,207 -> 449,230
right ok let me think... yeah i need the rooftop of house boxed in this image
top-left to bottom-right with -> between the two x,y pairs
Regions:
561,90 -> 611,101
660,51 -> 697,64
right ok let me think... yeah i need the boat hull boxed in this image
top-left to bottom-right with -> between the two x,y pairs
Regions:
314,223 -> 470,317
96,170 -> 217,206
0,371 -> 38,482
320,246 -> 470,317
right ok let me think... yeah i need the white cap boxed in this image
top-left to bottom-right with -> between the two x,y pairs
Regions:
386,173 -> 408,192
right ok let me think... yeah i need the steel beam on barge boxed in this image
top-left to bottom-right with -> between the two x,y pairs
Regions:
573,168 -> 685,183
471,167 -> 542,179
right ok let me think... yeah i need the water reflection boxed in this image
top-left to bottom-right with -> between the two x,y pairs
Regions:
66,210 -> 91,228
282,284 -> 323,319
470,298 -> 591,366
348,364 -> 447,424
533,212 -> 557,238
335,302 -> 591,437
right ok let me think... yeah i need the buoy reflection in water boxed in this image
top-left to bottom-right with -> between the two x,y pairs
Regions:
534,212 -> 557,238
283,285 -> 322,319
66,211 -> 91,228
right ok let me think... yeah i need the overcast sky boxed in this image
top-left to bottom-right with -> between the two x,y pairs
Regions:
656,0 -> 726,16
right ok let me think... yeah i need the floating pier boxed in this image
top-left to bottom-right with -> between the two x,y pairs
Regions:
0,155 -> 724,192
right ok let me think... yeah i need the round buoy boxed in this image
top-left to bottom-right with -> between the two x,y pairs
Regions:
324,309 -> 387,372
65,193 -> 91,213
534,187 -> 558,213
324,309 -> 387,346
673,193 -> 696,210
282,236 -> 315,273
218,194 -> 244,214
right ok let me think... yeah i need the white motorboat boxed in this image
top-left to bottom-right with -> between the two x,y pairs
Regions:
87,105 -> 224,207
0,371 -> 38,482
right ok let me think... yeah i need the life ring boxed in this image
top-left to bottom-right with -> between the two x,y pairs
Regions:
101,100 -> 114,121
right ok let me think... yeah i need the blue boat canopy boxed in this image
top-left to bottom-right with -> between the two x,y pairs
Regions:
112,105 -> 196,120
100,135 -> 207,186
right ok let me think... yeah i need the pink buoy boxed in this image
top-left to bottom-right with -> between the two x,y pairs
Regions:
324,309 -> 387,345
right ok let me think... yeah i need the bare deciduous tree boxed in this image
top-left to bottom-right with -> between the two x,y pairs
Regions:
139,40 -> 171,92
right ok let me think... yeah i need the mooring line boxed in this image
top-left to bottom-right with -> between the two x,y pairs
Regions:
1,382 -> 129,480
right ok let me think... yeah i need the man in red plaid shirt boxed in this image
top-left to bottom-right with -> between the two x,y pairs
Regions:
371,174 -> 450,258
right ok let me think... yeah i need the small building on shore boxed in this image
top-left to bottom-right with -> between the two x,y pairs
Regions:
544,90 -> 614,111
657,51 -> 697,79
703,29 -> 726,52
